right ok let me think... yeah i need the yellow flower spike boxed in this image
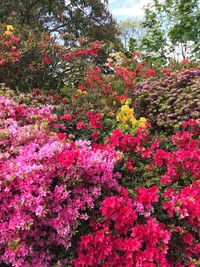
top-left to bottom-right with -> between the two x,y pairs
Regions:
116,114 -> 121,121
121,116 -> 128,122
139,117 -> 147,128
126,109 -> 133,117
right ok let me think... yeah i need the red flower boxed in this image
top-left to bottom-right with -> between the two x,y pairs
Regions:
125,161 -> 134,173
162,68 -> 171,76
66,55 -> 73,62
76,121 -> 86,130
44,56 -> 51,65
86,110 -> 93,118
119,95 -> 126,101
28,65 -> 33,70
57,132 -> 67,140
60,113 -> 72,121
61,53 -> 67,60
180,58 -> 189,65
0,58 -> 6,66
10,35 -> 19,44
92,131 -> 98,140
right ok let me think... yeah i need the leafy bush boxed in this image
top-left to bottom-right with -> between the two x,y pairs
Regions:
0,25 -> 102,92
0,93 -> 122,266
130,68 -> 200,133
105,119 -> 200,266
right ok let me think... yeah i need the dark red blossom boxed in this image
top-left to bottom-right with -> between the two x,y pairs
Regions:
44,56 -> 51,65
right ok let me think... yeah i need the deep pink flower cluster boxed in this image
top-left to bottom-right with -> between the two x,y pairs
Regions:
106,119 -> 200,266
74,188 -> 171,267
134,186 -> 159,216
0,95 -> 121,267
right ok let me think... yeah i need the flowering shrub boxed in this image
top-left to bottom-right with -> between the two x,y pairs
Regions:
74,188 -> 171,267
0,94 -> 122,266
0,24 -> 200,267
106,119 -> 200,266
130,68 -> 200,133
116,98 -> 147,134
0,25 -> 102,91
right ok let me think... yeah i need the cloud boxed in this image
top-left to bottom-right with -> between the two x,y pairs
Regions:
109,0 -> 152,19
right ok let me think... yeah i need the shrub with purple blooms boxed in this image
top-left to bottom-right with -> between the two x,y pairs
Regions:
131,68 -> 200,133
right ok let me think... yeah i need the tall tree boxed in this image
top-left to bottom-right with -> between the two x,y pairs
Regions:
119,18 -> 144,49
141,0 -> 200,60
0,0 -> 121,46
140,7 -> 167,62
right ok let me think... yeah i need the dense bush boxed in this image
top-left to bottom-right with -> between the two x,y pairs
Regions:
0,23 -> 200,267
0,25 -> 102,91
130,68 -> 200,133
0,93 -> 122,266
74,119 -> 200,266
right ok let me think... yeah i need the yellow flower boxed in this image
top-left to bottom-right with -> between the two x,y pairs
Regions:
121,105 -> 130,113
6,25 -> 14,31
140,117 -> 147,123
5,31 -> 12,36
121,116 -> 128,122
126,109 -> 133,117
76,89 -> 83,94
130,117 -> 137,125
139,117 -> 147,128
116,114 -> 121,121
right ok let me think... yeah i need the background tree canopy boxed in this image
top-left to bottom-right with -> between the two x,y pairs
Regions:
119,0 -> 200,61
0,0 -> 121,47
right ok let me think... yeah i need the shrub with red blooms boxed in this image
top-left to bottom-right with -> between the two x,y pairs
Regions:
106,119 -> 200,266
0,26 -> 102,91
0,25 -> 200,267
73,188 -> 171,267
0,94 -> 122,267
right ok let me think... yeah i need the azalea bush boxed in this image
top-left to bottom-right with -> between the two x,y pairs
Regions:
130,68 -> 200,133
0,87 -> 199,267
74,119 -> 200,267
0,22 -> 200,267
74,188 -> 171,267
0,93 -> 122,266
0,25 -> 102,91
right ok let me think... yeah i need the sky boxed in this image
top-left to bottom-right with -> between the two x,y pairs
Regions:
108,0 -> 152,21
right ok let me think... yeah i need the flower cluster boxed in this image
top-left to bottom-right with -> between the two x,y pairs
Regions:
0,94 -> 122,267
116,98 -> 147,134
74,188 -> 171,267
107,119 -> 200,266
0,27 -> 102,91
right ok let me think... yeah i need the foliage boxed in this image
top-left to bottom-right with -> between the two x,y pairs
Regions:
0,92 -> 122,266
0,25 -> 102,91
140,7 -> 167,63
74,119 -> 200,266
0,0 -> 121,47
130,67 -> 200,133
141,0 -> 200,60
